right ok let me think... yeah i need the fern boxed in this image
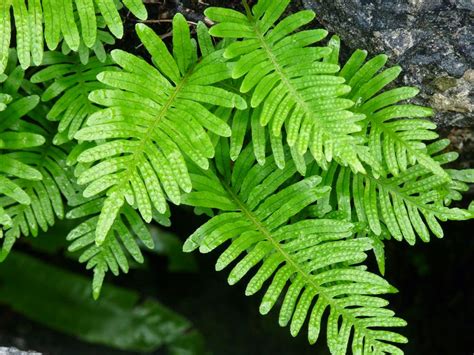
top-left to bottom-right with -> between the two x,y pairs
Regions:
65,194 -> 170,298
334,45 -> 449,179
0,54 -> 43,237
30,51 -> 114,144
182,141 -> 407,354
0,83 -> 10,110
304,139 -> 473,245
205,1 -> 372,173
0,51 -> 82,258
73,16 -> 246,244
0,0 -> 147,73
0,2 -> 472,353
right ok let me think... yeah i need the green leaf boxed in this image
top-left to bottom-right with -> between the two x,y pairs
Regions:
0,132 -> 45,149
306,141 -> 473,245
0,251 -> 205,353
0,60 -> 77,259
66,197 -> 169,297
0,0 -> 148,72
337,47 -> 448,180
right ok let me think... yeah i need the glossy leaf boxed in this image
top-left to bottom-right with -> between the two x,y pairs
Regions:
0,251 -> 205,353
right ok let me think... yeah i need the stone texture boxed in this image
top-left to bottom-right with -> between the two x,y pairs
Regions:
301,0 -> 473,125
0,347 -> 41,355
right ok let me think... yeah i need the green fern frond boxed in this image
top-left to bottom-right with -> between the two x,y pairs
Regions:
0,94 -> 44,206
30,52 -> 115,144
66,195 -> 168,299
0,0 -> 147,73
183,142 -> 407,354
0,51 -> 79,254
305,139 -> 473,245
205,1 -> 369,173
224,105 -> 324,176
73,16 -> 246,244
0,56 -> 46,238
0,75 -> 11,109
334,41 -> 448,179
0,112 -> 77,260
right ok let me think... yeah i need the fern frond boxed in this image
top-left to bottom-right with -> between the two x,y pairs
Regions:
334,42 -> 449,179
0,102 -> 43,212
0,56 -> 47,239
205,1 -> 369,173
224,105 -> 320,176
183,142 -> 407,354
66,195 -> 168,299
0,0 -> 147,73
73,16 -> 246,244
305,139 -> 473,245
30,52 -> 114,144
0,52 -> 80,255
0,146 -> 75,258
0,110 -> 77,260
0,82 -> 11,110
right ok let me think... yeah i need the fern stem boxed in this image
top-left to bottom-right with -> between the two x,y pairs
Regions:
250,20 -> 317,136
112,72 -> 191,200
242,0 -> 253,20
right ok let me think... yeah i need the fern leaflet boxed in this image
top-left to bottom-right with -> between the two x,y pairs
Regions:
0,0 -> 147,73
304,139 -> 473,245
66,194 -> 169,298
335,42 -> 449,179
31,52 -> 114,144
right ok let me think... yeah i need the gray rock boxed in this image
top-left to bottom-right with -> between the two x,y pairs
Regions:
0,348 -> 41,355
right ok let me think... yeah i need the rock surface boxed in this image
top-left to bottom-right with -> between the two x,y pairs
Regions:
0,347 -> 40,355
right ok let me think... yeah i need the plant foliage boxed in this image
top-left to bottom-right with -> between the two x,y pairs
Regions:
183,142 -> 407,354
73,15 -> 245,244
0,0 -> 147,73
205,1 -> 370,173
0,53 -> 77,258
66,194 -> 168,299
0,251 -> 205,353
305,140 -> 473,245
30,51 -> 115,144
0,0 -> 472,354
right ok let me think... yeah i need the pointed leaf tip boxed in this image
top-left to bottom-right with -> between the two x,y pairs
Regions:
96,72 -> 106,82
135,23 -> 148,32
183,239 -> 198,252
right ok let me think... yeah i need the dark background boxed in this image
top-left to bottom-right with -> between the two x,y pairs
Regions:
0,0 -> 472,354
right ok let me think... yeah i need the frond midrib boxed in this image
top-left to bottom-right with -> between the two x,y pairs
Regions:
220,175 -> 379,347
250,20 -> 361,162
112,71 -> 191,196
364,170 -> 447,216
252,24 -> 312,124
367,114 -> 448,178
7,134 -> 54,216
